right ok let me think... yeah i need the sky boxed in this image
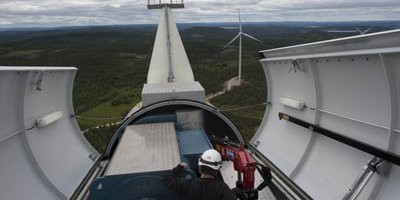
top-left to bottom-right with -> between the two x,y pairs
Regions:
0,0 -> 399,28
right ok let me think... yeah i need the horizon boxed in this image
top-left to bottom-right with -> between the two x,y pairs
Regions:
1,20 -> 400,31
0,0 -> 399,29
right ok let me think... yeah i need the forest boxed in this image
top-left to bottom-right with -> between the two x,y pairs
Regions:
1,21 -> 398,152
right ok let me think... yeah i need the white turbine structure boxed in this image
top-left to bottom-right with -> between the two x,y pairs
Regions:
354,26 -> 374,35
147,4 -> 194,84
223,0 -> 262,82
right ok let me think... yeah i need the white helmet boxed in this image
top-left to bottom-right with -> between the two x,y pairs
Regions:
198,149 -> 222,170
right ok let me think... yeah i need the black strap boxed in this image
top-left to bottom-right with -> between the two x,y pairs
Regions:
255,164 -> 272,191
269,183 -> 290,200
231,187 -> 249,200
199,157 -> 222,166
279,112 -> 400,167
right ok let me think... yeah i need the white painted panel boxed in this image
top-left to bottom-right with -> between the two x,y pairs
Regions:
23,70 -> 97,197
266,61 -> 317,121
319,112 -> 388,150
253,60 -> 316,175
374,165 -> 400,199
0,67 -> 98,200
0,134 -> 60,200
0,71 -> 24,139
293,134 -> 371,199
254,30 -> 400,199
386,54 -> 400,132
255,114 -> 312,175
317,55 -> 390,129
395,131 -> 400,158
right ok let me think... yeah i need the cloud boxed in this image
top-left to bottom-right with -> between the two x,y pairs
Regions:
0,0 -> 399,28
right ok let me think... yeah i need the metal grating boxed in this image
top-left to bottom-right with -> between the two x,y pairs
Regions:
105,122 -> 181,176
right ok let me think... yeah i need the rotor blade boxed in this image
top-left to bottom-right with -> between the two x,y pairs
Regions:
238,0 -> 242,32
363,27 -> 374,34
242,32 -> 263,43
223,33 -> 241,49
353,26 -> 362,34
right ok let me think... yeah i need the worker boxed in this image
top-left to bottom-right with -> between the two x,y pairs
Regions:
163,149 -> 237,200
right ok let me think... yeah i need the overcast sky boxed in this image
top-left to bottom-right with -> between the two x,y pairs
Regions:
0,0 -> 399,28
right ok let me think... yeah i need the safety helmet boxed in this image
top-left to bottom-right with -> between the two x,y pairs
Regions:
198,149 -> 222,170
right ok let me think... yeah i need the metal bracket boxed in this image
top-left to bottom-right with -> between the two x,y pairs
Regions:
376,160 -> 390,177
342,157 -> 383,200
288,59 -> 306,74
88,154 -> 97,161
34,71 -> 44,91
253,140 -> 261,147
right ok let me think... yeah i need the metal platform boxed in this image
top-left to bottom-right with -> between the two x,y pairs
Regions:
105,122 -> 181,176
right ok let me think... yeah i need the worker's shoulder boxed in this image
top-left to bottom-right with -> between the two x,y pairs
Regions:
197,178 -> 230,189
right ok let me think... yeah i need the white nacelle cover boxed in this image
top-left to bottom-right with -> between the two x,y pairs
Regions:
141,81 -> 205,107
252,30 -> 400,199
0,67 -> 99,200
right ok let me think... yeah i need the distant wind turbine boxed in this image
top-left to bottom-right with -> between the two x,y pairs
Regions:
223,0 -> 262,82
353,26 -> 374,35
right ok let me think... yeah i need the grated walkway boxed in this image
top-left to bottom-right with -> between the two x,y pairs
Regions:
105,122 -> 181,175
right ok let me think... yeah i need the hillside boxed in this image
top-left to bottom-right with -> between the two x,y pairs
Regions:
0,22 -> 396,151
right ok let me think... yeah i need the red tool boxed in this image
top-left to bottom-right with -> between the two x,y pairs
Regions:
211,137 -> 277,200
213,137 -> 256,191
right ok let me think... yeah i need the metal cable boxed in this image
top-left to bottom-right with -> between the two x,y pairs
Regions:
218,102 -> 267,112
73,102 -> 267,120
25,124 -> 37,131
74,115 -> 125,120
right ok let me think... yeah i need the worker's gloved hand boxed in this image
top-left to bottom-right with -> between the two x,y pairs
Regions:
170,163 -> 188,177
231,187 -> 248,200
179,162 -> 188,170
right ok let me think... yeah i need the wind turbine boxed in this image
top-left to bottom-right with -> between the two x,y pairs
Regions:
353,26 -> 374,35
223,0 -> 262,82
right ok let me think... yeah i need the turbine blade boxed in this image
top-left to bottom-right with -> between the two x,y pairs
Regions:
223,33 -> 241,49
353,26 -> 362,34
238,0 -> 242,32
363,27 -> 374,34
242,32 -> 263,43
